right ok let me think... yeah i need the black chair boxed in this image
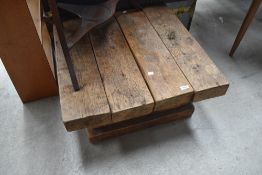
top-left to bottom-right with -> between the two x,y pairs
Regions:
47,0 -> 120,90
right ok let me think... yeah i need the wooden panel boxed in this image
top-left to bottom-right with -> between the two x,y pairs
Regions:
144,6 -> 229,101
117,11 -> 194,112
0,1 -> 57,102
42,23 -> 55,77
88,104 -> 194,143
28,0 -> 54,77
54,30 -> 111,131
26,0 -> 41,41
90,18 -> 154,123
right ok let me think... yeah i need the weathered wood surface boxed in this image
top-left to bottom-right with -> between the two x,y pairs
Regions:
0,0 -> 58,102
88,104 -> 194,143
90,18 -> 154,123
143,6 -> 229,101
56,7 -> 229,132
54,29 -> 111,131
117,11 -> 194,112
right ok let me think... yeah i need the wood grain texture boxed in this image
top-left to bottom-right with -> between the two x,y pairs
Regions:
54,29 -> 111,131
87,104 -> 194,143
144,6 -> 229,101
0,0 -> 58,102
90,18 -> 154,123
117,11 -> 194,112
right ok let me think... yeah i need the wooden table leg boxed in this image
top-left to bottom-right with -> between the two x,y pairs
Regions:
230,0 -> 262,57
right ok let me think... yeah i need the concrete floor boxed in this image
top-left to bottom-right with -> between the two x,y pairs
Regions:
1,0 -> 262,174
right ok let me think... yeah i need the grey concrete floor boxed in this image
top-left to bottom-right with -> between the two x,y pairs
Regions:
1,0 -> 262,174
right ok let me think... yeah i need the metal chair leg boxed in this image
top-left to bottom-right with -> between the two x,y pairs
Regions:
48,0 -> 80,91
229,0 -> 262,57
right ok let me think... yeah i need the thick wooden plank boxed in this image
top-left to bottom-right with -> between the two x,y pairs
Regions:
87,104 -> 194,143
0,1 -> 58,102
89,18 -> 154,123
26,0 -> 41,41
42,23 -> 55,77
144,6 -> 229,101
54,29 -> 111,131
117,11 -> 194,112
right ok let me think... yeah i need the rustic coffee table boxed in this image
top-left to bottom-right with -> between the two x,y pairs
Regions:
55,6 -> 229,143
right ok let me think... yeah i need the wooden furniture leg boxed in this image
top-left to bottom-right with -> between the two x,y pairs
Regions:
230,0 -> 262,57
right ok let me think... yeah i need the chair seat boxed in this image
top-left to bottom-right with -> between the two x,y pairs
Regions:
58,0 -> 119,48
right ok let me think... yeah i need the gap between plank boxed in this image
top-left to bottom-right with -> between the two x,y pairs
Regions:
88,33 -> 113,122
141,8 -> 195,97
114,15 -> 157,112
